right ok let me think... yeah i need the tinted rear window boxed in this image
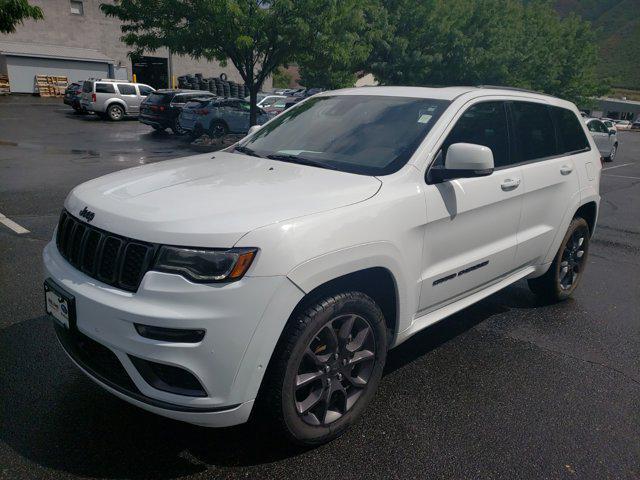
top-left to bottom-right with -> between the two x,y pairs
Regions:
95,83 -> 115,94
117,84 -> 136,95
551,107 -> 590,154
146,92 -> 172,105
511,102 -> 558,161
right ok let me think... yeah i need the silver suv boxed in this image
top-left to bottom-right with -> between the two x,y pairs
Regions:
81,79 -> 155,121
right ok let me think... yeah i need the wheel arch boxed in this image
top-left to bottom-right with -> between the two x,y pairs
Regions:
574,201 -> 598,237
105,99 -> 127,113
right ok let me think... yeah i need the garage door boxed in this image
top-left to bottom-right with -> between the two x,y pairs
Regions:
5,56 -> 109,93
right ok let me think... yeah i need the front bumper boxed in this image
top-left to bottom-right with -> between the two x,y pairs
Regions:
43,241 -> 302,427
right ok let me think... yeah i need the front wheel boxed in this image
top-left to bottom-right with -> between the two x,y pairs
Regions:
260,292 -> 387,445
528,217 -> 590,302
606,143 -> 618,162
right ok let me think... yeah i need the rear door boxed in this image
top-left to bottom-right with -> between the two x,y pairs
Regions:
511,102 -> 584,266
116,83 -> 138,113
420,100 -> 524,311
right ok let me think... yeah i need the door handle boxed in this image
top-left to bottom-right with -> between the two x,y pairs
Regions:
500,178 -> 521,191
560,165 -> 573,175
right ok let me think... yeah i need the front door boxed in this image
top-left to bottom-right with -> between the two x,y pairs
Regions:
419,101 -> 523,312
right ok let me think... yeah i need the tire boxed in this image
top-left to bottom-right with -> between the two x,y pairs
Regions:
171,119 -> 187,135
606,143 -> 618,162
209,120 -> 228,138
528,217 -> 590,302
107,104 -> 125,121
260,292 -> 388,446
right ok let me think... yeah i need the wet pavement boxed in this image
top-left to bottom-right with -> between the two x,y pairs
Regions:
0,96 -> 639,479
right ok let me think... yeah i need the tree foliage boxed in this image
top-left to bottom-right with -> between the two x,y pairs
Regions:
101,0 -> 379,125
369,0 -> 607,103
0,0 -> 43,34
296,0 -> 388,90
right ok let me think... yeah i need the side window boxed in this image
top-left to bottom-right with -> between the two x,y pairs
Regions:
117,84 -> 136,95
595,120 -> 608,133
587,121 -> 598,132
551,107 -> 590,154
511,102 -> 558,161
441,101 -> 510,168
239,101 -> 251,112
95,83 -> 115,94
138,85 -> 153,96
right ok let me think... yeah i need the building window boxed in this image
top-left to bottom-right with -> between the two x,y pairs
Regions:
70,0 -> 84,15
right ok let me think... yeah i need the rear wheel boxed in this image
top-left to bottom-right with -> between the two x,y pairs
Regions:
260,292 -> 387,445
107,104 -> 125,121
528,217 -> 590,302
209,120 -> 228,138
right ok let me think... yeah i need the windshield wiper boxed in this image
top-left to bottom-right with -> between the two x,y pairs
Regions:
265,153 -> 337,171
234,145 -> 263,158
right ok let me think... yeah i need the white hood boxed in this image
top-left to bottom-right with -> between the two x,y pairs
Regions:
65,152 -> 381,247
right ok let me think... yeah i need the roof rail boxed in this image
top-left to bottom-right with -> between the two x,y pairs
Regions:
476,85 -> 556,98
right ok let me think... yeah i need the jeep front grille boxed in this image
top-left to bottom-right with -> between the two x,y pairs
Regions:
55,210 -> 156,292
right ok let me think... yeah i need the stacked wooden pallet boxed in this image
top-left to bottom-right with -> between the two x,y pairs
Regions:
0,75 -> 9,95
34,75 -> 68,97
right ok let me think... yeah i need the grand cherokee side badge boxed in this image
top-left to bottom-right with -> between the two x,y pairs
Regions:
79,206 -> 95,222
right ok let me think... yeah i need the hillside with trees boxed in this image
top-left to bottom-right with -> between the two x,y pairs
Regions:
553,0 -> 640,90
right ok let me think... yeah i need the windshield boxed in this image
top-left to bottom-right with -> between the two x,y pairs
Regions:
236,95 -> 450,175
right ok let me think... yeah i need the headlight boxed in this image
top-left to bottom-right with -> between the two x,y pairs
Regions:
152,246 -> 257,283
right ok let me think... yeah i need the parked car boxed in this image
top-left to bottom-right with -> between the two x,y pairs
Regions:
262,96 -> 301,115
178,97 -> 272,137
601,119 -> 617,133
80,79 -> 155,121
614,120 -> 632,131
63,82 -> 84,112
586,117 -> 618,161
255,94 -> 287,109
632,120 -> 640,130
44,86 -> 601,446
139,89 -> 216,134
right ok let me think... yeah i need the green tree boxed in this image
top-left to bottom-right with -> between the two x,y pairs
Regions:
369,0 -> 607,104
296,0 -> 389,90
0,0 -> 43,33
101,0 -> 381,126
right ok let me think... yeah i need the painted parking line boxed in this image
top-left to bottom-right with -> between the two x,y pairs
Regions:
0,212 -> 30,234
602,174 -> 640,180
602,162 -> 634,171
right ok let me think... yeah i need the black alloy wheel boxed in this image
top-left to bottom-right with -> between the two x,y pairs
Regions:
558,227 -> 587,291
528,217 -> 590,302
294,313 -> 376,426
260,291 -> 387,445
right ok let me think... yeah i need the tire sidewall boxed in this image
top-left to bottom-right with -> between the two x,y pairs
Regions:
280,294 -> 387,445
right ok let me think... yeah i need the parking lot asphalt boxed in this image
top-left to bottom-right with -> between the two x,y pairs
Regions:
0,96 -> 639,480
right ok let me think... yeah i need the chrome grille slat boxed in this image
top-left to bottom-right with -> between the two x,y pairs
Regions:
55,210 -> 155,292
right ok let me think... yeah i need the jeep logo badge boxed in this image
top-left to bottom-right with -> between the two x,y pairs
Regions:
79,206 -> 95,222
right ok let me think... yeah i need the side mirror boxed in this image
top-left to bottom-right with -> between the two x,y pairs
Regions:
429,143 -> 494,183
247,124 -> 262,136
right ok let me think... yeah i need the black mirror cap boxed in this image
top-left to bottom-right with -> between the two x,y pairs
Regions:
427,165 -> 494,184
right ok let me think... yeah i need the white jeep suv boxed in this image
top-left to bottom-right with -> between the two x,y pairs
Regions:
43,86 -> 600,445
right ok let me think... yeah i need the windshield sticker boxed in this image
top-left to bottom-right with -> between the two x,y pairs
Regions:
418,114 -> 432,124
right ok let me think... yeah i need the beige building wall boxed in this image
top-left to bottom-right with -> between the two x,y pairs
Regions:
1,0 -> 270,88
